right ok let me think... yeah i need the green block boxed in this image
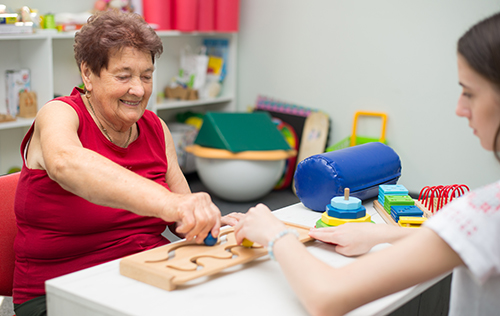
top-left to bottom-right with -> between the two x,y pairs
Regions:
194,112 -> 291,153
316,218 -> 375,228
316,218 -> 332,228
384,195 -> 414,213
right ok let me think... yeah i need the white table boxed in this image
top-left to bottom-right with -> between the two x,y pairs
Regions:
45,202 -> 447,316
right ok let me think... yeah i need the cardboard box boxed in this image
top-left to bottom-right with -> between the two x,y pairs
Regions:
5,69 -> 31,117
165,86 -> 198,100
19,91 -> 37,118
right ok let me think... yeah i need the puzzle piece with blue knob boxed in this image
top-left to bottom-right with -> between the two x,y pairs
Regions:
204,232 -> 218,246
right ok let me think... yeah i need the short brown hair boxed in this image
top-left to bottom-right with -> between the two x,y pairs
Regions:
74,10 -> 163,75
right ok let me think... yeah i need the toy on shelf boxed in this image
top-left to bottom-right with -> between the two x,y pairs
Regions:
94,0 -> 133,13
373,184 -> 430,227
316,188 -> 372,228
417,184 -> 470,214
254,95 -> 330,190
272,118 -> 299,190
327,111 -> 388,152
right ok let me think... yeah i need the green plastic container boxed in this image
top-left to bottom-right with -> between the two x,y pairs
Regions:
326,136 -> 387,152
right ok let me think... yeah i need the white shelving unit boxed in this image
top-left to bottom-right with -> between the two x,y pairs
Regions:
0,30 -> 237,174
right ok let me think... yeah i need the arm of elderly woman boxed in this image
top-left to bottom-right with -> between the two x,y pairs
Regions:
159,119 -> 244,230
234,204 -> 463,316
30,101 -> 220,243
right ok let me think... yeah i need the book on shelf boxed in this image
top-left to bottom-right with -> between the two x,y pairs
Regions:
0,22 -> 33,34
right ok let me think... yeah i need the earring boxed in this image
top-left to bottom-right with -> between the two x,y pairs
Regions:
85,90 -> 91,99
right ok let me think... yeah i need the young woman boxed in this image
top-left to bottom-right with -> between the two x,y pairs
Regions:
234,12 -> 500,316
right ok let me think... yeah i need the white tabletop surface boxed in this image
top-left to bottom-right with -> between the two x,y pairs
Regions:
45,202 -> 446,316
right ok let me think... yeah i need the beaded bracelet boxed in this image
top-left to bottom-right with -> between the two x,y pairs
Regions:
268,228 -> 300,261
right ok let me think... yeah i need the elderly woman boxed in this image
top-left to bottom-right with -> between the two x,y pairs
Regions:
13,10 -> 238,316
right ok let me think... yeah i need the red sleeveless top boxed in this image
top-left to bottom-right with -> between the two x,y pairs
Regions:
13,88 -> 171,304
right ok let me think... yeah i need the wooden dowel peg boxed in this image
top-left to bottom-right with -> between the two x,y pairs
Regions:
344,188 -> 350,200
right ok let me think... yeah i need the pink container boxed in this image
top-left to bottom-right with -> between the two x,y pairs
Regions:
198,0 -> 215,31
175,0 -> 198,31
215,0 -> 239,32
143,0 -> 173,30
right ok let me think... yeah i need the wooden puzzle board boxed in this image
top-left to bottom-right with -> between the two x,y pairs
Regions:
120,222 -> 313,291
373,200 -> 432,227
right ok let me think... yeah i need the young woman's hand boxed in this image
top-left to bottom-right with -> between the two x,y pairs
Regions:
234,204 -> 286,246
309,223 -> 417,257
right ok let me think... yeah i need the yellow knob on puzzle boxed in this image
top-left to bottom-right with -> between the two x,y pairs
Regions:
241,238 -> 254,248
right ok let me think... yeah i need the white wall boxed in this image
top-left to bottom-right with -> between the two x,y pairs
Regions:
4,0 -> 500,192
237,0 -> 500,193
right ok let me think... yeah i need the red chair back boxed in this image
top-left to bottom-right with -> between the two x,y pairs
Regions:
0,172 -> 20,296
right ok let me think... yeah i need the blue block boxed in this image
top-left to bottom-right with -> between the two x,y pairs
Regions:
330,196 -> 362,210
204,233 -> 218,246
379,184 -> 408,195
378,196 -> 385,206
390,205 -> 423,222
326,204 -> 366,219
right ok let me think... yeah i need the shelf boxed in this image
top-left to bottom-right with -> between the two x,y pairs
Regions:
0,31 -> 74,40
156,96 -> 234,111
0,30 -> 234,40
0,117 -> 34,130
155,30 -> 235,37
0,29 -> 237,174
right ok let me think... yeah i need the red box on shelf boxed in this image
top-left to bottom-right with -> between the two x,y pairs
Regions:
198,0 -> 215,31
174,0 -> 198,32
143,0 -> 173,30
215,0 -> 239,32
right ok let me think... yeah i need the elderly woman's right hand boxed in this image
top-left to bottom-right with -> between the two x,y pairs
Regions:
166,192 -> 222,244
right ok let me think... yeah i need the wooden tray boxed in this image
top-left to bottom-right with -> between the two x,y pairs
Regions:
373,200 -> 432,226
120,221 -> 313,291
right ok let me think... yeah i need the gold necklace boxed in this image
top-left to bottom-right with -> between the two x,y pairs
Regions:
87,98 -> 133,147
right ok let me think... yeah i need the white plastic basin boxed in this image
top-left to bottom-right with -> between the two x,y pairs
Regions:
195,157 -> 285,202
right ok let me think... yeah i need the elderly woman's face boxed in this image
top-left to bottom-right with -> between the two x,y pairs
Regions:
90,47 -> 154,127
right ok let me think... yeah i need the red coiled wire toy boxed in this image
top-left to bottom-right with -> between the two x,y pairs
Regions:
418,184 -> 470,214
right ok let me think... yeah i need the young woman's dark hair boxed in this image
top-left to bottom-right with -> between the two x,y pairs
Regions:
458,12 -> 500,161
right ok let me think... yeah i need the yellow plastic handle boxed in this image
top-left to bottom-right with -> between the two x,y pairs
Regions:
350,111 -> 388,147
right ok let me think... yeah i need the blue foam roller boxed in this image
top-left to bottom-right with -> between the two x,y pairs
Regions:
294,142 -> 401,212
